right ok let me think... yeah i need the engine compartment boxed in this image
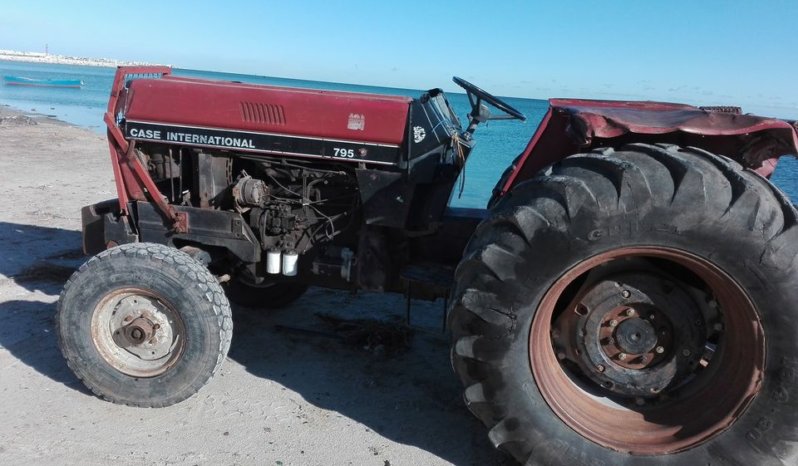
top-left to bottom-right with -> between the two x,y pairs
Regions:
88,68 -> 499,294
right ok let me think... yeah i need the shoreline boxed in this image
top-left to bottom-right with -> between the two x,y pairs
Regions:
0,49 -> 161,68
0,99 -> 103,131
0,103 -> 90,132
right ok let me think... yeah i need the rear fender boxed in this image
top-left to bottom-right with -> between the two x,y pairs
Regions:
494,100 -> 798,202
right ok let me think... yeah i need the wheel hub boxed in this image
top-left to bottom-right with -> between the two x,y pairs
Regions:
596,305 -> 674,371
613,316 -> 657,356
92,289 -> 185,377
122,316 -> 156,345
554,271 -> 706,398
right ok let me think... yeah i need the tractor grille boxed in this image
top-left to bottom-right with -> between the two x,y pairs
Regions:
240,102 -> 286,125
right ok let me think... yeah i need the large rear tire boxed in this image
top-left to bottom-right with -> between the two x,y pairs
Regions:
57,243 -> 233,407
449,143 -> 798,464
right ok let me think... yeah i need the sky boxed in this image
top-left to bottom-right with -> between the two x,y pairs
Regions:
1,0 -> 797,117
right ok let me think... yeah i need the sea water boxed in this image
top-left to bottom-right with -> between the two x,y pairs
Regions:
1,60 -> 795,206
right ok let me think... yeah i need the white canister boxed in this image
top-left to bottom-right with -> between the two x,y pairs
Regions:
282,250 -> 299,276
266,249 -> 281,274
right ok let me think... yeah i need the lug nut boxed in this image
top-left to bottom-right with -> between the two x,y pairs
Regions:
596,364 -> 606,373
655,346 -> 665,354
609,320 -> 618,328
621,290 -> 631,299
618,353 -> 627,361
626,308 -> 635,317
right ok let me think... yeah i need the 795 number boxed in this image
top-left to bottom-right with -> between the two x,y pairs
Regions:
334,148 -> 355,158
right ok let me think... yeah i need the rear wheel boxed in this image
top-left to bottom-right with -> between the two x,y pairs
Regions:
449,143 -> 798,464
58,243 -> 232,407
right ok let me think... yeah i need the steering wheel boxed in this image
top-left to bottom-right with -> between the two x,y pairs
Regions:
453,76 -> 526,121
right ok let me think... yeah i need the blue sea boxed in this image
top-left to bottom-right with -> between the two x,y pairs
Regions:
1,60 -> 795,206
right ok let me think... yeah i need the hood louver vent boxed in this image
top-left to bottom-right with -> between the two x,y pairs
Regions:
240,102 -> 286,125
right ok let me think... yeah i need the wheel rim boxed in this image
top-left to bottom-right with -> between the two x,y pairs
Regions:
529,247 -> 764,455
91,287 -> 186,378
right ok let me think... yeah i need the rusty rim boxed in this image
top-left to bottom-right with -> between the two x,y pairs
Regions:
529,247 -> 764,455
91,288 -> 186,378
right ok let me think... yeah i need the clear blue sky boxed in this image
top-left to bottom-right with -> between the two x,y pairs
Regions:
2,0 -> 797,116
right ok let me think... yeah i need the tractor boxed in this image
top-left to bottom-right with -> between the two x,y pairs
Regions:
58,66 -> 798,464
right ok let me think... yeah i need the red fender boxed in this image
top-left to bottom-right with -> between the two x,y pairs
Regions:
496,99 -> 798,198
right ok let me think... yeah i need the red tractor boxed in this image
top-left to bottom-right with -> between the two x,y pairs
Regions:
59,66 -> 798,464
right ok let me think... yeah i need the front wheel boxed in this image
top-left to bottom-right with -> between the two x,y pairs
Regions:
449,144 -> 798,464
57,243 -> 233,407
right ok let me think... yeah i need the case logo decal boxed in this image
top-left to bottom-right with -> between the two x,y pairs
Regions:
347,113 -> 366,130
413,126 -> 426,143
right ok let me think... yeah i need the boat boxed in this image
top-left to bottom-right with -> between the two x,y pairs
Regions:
4,75 -> 83,88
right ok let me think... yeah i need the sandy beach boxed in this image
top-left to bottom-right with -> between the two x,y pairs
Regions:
0,105 -> 505,465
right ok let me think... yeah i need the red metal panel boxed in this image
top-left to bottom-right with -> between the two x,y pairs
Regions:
123,76 -> 411,145
500,99 -> 798,196
548,99 -> 798,139
501,108 -> 553,193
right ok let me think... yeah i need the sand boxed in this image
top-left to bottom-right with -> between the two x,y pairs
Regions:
0,106 -> 506,465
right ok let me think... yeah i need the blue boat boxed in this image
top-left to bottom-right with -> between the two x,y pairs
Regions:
4,75 -> 83,88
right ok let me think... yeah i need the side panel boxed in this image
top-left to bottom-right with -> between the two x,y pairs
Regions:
80,199 -> 261,264
135,202 -> 261,263
124,120 -> 402,166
